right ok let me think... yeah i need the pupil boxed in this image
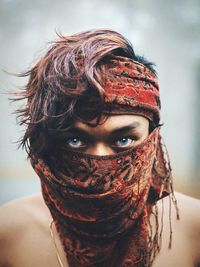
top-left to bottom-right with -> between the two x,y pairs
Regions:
68,138 -> 81,147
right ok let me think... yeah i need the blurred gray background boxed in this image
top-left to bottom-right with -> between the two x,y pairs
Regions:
0,0 -> 200,204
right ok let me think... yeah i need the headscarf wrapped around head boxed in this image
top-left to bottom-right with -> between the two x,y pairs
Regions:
102,55 -> 160,124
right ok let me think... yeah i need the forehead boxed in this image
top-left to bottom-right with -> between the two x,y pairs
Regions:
73,114 -> 149,133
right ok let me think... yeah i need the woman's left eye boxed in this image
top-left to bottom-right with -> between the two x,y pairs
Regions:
66,138 -> 83,148
114,137 -> 134,147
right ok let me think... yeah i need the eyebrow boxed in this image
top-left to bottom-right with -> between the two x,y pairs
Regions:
110,122 -> 140,135
67,122 -> 140,138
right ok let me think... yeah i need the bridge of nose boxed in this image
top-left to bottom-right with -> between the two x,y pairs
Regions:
86,143 -> 114,156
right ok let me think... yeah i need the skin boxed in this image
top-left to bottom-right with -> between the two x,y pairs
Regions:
65,115 -> 150,155
0,114 -> 200,267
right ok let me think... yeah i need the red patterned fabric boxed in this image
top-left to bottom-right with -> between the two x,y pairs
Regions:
101,56 -> 160,124
32,128 -> 173,267
31,56 -> 176,266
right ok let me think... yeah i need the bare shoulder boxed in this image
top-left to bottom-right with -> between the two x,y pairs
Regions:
153,191 -> 200,267
158,190 -> 199,211
0,194 -> 50,229
168,192 -> 200,226
157,191 -> 200,235
174,191 -> 200,207
0,194 -> 51,265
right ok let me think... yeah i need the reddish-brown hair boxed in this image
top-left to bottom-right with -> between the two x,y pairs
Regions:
14,29 -> 156,159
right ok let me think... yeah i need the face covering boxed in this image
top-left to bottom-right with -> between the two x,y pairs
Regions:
31,56 -> 178,267
32,127 -> 175,267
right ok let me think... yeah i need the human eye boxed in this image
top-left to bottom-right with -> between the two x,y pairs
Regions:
113,136 -> 135,148
66,137 -> 84,148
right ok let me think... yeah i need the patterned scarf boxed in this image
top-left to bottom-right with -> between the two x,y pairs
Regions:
31,56 -> 178,267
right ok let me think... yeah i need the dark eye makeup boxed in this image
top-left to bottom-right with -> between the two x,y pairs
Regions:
66,133 -> 140,152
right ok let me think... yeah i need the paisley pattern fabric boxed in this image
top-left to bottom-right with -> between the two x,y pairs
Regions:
32,127 -> 173,267
31,56 -> 176,266
101,56 -> 160,124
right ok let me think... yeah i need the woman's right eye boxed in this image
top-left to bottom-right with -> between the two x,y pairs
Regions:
66,138 -> 83,148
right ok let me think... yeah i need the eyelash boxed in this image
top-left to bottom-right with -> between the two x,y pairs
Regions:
66,136 -> 137,150
113,136 -> 135,146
